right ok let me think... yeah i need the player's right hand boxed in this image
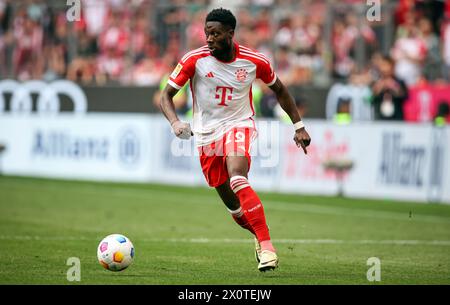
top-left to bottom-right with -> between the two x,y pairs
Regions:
171,120 -> 193,140
294,127 -> 311,155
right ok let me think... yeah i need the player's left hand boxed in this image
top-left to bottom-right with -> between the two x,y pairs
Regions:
294,127 -> 311,154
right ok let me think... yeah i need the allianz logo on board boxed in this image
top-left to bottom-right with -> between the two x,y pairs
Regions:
31,128 -> 141,166
0,79 -> 87,114
378,132 -> 426,187
31,128 -> 141,167
32,130 -> 109,161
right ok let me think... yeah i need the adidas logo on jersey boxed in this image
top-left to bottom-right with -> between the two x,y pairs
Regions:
205,72 -> 214,78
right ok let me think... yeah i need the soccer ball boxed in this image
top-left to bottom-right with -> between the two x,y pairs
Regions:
97,234 -> 135,271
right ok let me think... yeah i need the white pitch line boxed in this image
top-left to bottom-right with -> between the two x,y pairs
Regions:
1,235 -> 450,246
142,238 -> 450,246
3,181 -> 450,224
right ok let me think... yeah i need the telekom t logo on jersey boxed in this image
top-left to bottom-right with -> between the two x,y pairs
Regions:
215,86 -> 233,107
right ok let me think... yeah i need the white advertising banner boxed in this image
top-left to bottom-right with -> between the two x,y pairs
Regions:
0,114 -> 449,204
0,114 -> 154,181
345,123 -> 446,202
276,122 -> 353,195
274,121 -> 449,203
443,129 -> 450,203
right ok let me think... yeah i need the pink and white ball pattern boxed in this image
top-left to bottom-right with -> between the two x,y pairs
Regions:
97,234 -> 135,271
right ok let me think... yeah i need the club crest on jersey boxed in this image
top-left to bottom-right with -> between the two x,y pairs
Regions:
235,68 -> 248,82
170,63 -> 183,79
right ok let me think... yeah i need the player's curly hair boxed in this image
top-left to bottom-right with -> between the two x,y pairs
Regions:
206,8 -> 236,30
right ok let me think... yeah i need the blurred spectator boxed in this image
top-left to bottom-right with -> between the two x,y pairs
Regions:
368,52 -> 383,81
334,97 -> 352,125
442,16 -> 450,81
394,0 -> 416,26
418,17 -> 442,81
66,57 -> 96,84
131,58 -> 164,86
371,56 -> 408,121
273,46 -> 292,85
0,0 -> 11,33
0,0 -> 12,76
253,7 -> 273,48
289,14 -> 323,85
12,10 -> 44,80
95,43 -> 125,84
42,43 -> 66,82
273,10 -> 324,85
332,12 -> 376,80
274,15 -> 292,49
157,5 -> 187,55
82,0 -> 109,37
433,101 -> 450,127
75,28 -> 98,58
391,23 -> 427,86
129,10 -> 152,63
93,9 -> 131,84
98,10 -> 129,58
185,9 -> 208,50
234,8 -> 259,49
326,69 -> 372,121
67,23 -> 97,84
348,68 -> 373,121
395,10 -> 416,40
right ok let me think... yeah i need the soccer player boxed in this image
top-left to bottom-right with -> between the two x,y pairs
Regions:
160,8 -> 311,271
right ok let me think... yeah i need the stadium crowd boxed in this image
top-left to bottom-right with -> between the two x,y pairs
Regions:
0,0 -> 449,122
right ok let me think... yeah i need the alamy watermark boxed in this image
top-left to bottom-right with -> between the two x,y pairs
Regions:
66,257 -> 81,282
366,0 -> 381,22
170,120 -> 281,168
366,257 -> 381,282
66,0 -> 81,22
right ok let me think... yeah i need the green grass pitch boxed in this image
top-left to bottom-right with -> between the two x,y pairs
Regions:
0,175 -> 449,284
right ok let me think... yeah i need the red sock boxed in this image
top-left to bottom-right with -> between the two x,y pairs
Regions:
228,207 -> 255,235
230,175 -> 271,243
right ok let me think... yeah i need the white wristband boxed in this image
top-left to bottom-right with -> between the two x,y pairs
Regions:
294,121 -> 305,131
